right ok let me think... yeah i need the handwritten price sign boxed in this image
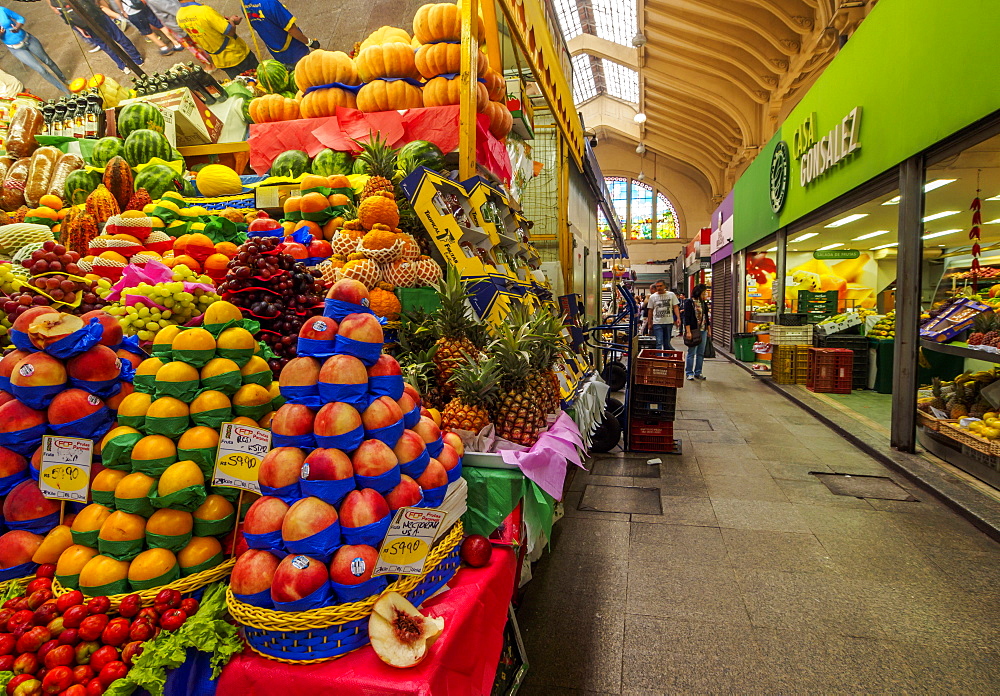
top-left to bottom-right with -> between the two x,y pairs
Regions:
212,422 -> 270,494
373,507 -> 446,577
39,436 -> 93,503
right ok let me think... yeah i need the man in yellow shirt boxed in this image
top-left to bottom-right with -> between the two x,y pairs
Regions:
177,0 -> 258,78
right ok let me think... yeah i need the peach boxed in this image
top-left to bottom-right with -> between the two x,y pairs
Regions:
10,353 -> 67,390
402,382 -> 421,407
106,382 -> 134,411
231,549 -> 280,596
351,439 -> 398,477
259,447 -> 306,489
0,391 -> 12,409
0,399 -> 46,434
329,544 -> 378,585
67,345 -> 120,382
281,497 -> 338,542
411,416 -> 441,444
396,392 -> 417,416
393,430 -> 427,464
415,459 -> 449,490
338,313 -> 383,344
437,443 -> 460,472
302,448 -> 353,480
271,553 -> 329,603
27,312 -> 85,349
339,489 -> 389,528
298,316 -> 338,341
81,310 -> 124,347
271,404 -> 315,437
116,348 -> 143,371
0,446 -> 27,478
11,306 -> 57,334
363,396 -> 403,431
385,475 -> 422,510
314,402 -> 362,437
47,389 -> 104,426
0,350 -> 31,383
279,357 -> 321,387
326,278 -> 369,305
0,530 -> 43,568
3,480 -> 59,522
442,432 -> 465,457
243,496 -> 290,535
368,355 -> 401,378
318,355 -> 368,386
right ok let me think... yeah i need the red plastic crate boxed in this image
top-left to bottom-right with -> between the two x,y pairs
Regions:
634,349 -> 685,388
807,347 -> 853,394
629,419 -> 677,452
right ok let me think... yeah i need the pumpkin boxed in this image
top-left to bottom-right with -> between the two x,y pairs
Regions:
294,50 -> 360,91
356,43 -> 419,82
359,26 -> 412,53
484,101 -> 512,138
299,87 -> 358,119
248,94 -> 300,123
484,69 -> 506,101
413,2 -> 485,44
356,80 -> 423,113
423,76 -> 488,111
415,43 -> 488,79
85,184 -> 119,225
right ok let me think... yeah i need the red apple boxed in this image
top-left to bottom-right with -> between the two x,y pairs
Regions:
298,316 -> 338,342
281,497 -> 338,542
385,475 -> 422,510
86,646 -> 117,673
460,535 -> 492,567
367,355 -> 401,378
258,448 -> 306,489
270,555 -> 328,603
301,448 -> 353,481
338,489 -> 389,528
314,402 -> 362,438
231,549 -> 280,596
351,439 -> 397,477
328,544 -> 378,585
270,405 -> 315,438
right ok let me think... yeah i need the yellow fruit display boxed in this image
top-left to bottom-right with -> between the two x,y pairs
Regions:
32,526 -> 74,564
193,494 -> 234,523
147,396 -> 190,420
128,548 -> 178,583
146,509 -> 193,536
91,469 -> 127,496
172,327 -> 216,354
116,391 -> 152,420
177,536 -> 223,572
78,555 -> 130,593
152,325 -> 182,353
158,460 -> 205,496
98,511 -> 146,542
203,300 -> 243,325
72,504 -> 113,534
55,545 -> 100,578
177,426 -> 220,451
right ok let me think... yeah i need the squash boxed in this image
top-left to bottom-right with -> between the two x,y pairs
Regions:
85,184 -> 119,225
414,43 -> 489,79
356,43 -> 419,82
102,156 -> 133,211
423,76 -> 488,111
356,80 -> 423,113
413,2 -> 485,44
63,212 -> 99,256
299,87 -> 358,119
483,101 -> 512,138
248,94 -> 300,124
484,69 -> 506,101
359,26 -> 412,53
294,50 -> 360,92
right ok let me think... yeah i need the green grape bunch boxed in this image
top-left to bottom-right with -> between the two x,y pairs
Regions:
102,265 -> 220,341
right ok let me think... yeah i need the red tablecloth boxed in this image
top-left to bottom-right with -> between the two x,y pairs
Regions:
217,549 -> 517,696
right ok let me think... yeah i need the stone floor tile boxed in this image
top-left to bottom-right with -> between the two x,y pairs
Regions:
750,444 -> 821,463
568,473 -> 635,492
690,442 -> 760,461
548,517 -> 631,559
758,459 -> 833,481
703,473 -> 788,502
628,523 -> 729,565
561,491 -> 631,522
655,455 -> 702,477
589,457 -> 662,478
656,473 -> 710,498
897,639 -> 1000,693
694,456 -> 771,478
775,478 -> 876,509
631,495 -> 719,527
793,504 -> 908,540
711,499 -> 812,533
625,560 -> 752,626
721,528 -> 837,574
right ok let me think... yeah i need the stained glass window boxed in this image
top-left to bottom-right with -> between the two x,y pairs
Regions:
598,208 -> 612,243
629,180 -> 654,239
599,177 -> 679,241
656,193 -> 678,239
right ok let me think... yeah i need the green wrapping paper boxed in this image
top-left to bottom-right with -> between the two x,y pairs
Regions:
143,415 -> 190,439
149,485 -> 207,512
211,486 -> 254,515
232,402 -> 270,421
71,529 -> 99,548
151,343 -> 174,361
190,407 -> 231,429
200,370 -> 242,395
55,573 -> 80,590
181,551 -> 224,577
180,448 -> 218,479
203,318 -> 261,339
240,369 -> 272,388
216,347 -> 253,367
172,349 -> 216,369
116,414 -> 146,430
131,455 -> 176,477
133,374 -> 157,394
270,393 -> 286,410
81,578 -> 128,597
154,378 -> 200,402
193,513 -> 235,537
98,536 -> 144,561
102,432 -> 143,470
90,490 -> 116,509
145,530 -> 192,553
115,495 -> 156,517
128,564 -> 180,591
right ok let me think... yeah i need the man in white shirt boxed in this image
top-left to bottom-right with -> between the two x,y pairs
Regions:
647,280 -> 680,349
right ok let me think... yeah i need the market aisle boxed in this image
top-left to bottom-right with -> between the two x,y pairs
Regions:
516,357 -> 1000,695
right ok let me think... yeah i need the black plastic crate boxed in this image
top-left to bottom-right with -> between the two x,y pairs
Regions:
815,334 -> 870,350
631,385 -> 677,421
778,313 -> 809,326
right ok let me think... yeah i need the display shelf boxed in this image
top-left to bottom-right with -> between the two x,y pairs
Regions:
920,339 -> 1000,364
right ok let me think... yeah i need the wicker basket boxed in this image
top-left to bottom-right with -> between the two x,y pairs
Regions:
226,522 -> 464,664
939,421 -> 999,455
916,411 -> 945,431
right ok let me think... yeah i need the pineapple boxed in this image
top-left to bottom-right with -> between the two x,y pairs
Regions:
490,313 -> 545,445
948,382 -> 971,419
930,377 -> 947,411
969,314 -> 991,346
400,345 -> 446,411
356,134 -> 398,200
430,267 -> 483,396
442,356 -> 499,433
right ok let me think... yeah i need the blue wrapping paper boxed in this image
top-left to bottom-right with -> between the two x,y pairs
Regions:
316,380 -> 368,410
333,335 -> 382,366
0,561 -> 37,581
69,376 -> 122,400
304,256 -> 326,267
233,588 -> 273,609
7,510 -> 59,534
402,405 -> 421,429
419,482 -> 448,508
51,407 -> 114,439
9,329 -> 33,352
354,465 -> 400,495
323,298 -> 374,322
315,425 -> 364,452
0,423 -> 47,456
271,432 -> 317,450
272,577 -> 334,612
296,337 -> 337,360
426,437 -> 444,459
43,319 -> 103,360
0,470 -> 28,496
29,466 -> 38,482
399,448 -> 430,479
330,574 -> 387,603
300,476 -> 356,507
365,418 -> 404,448
302,82 -> 362,95
118,358 -> 136,384
117,335 -> 147,363
0,377 -> 10,393
243,529 -> 286,554
446,460 -> 463,484
341,514 -> 391,547
283,520 -> 342,562
278,384 -> 324,410
367,375 -> 404,400
258,481 -> 301,504
11,382 -> 64,410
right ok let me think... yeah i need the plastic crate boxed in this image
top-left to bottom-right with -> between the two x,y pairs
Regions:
807,347 -> 853,394
797,290 -> 838,321
634,349 -> 685,388
769,324 -> 814,347
815,334 -> 870,351
631,384 -> 677,421
793,345 -> 811,384
629,419 -> 677,452
777,313 -> 809,326
771,345 -> 798,385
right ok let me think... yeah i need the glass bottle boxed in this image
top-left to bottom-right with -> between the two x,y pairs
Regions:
51,99 -> 66,138
41,100 -> 56,137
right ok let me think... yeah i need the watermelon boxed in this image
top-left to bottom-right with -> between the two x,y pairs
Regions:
180,177 -> 196,196
352,157 -> 369,175
123,129 -> 172,167
257,59 -> 290,94
169,147 -> 184,163
270,150 -> 310,178
134,164 -> 183,200
118,102 -> 165,139
311,149 -> 353,177
64,169 -> 101,206
397,140 -> 445,175
90,137 -> 124,167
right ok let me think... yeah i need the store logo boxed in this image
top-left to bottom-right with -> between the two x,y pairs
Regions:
793,107 -> 862,187
769,140 -> 790,214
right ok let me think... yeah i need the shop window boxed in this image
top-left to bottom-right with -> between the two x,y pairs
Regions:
599,177 -> 679,240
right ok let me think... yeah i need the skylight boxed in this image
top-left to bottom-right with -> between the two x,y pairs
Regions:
553,0 -> 582,41
603,60 -> 638,102
588,0 -> 637,47
572,54 -> 597,104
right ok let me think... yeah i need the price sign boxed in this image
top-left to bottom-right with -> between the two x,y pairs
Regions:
39,436 -> 93,503
373,507 -> 446,577
212,422 -> 270,494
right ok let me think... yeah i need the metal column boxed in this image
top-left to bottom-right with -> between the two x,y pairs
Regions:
774,229 -> 786,318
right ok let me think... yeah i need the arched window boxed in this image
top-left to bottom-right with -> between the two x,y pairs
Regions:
599,177 -> 679,240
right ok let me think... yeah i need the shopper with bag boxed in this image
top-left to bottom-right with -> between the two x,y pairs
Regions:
683,284 -> 711,381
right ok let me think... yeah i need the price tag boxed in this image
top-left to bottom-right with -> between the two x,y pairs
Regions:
372,507 -> 446,577
212,422 -> 270,494
39,436 -> 93,503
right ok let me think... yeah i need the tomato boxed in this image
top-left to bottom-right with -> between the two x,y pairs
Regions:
86,646 -> 118,674
99,619 -> 129,648
76,616 -> 108,643
158,609 -> 187,632
85,598 -> 110,617
96,662 -> 126,688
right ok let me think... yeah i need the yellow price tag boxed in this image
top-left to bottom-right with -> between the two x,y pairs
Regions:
373,507 -> 446,577
379,537 -> 429,566
212,423 -> 270,494
40,464 -> 88,492
39,436 -> 93,503
217,452 -> 260,481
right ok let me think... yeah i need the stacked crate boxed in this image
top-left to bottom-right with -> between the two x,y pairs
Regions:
815,334 -> 870,390
769,325 -> 813,386
797,290 -> 839,323
630,349 -> 683,452
807,347 -> 854,394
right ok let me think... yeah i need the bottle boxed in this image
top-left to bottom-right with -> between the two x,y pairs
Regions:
41,100 -> 56,137
61,98 -> 75,137
51,99 -> 66,138
73,95 -> 88,138
84,91 -> 103,139
174,64 -> 211,103
188,63 -> 224,104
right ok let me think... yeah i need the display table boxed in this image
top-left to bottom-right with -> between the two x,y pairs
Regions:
216,549 -> 518,696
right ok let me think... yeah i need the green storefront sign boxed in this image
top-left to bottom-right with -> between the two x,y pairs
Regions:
813,249 -> 861,260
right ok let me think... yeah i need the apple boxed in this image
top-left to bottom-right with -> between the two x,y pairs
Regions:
318,355 -> 368,387
301,448 -> 353,481
402,382 -> 421,408
86,597 -> 110,615
339,489 -> 389,528
437,443 -> 460,472
66,347 -> 120,383
329,544 -> 378,585
231,549 -> 280,596
10,353 -> 67,392
158,610 -> 186,632
442,432 -> 464,457
77,615 -> 107,642
326,279 -> 369,305
0,402 -> 45,439
86,646 -> 117,673
385,475 -> 422,510
278,357 -> 321,388
99,618 -> 129,647
338,313 -> 383,344
351,439 -> 398,477
47,390 -> 103,427
415,459 -> 448,490
12,651 -> 39,675
367,355 -> 402,378
121,642 -> 143,667
80,312 -> 122,348
72,665 -> 93,685
243,496 -> 290,535
0,351 -> 31,384
271,555 -> 329,603
115,595 -> 139,619
96,661 -> 126,687
281,497 -> 338,542
270,405 -> 315,438
411,417 -> 441,444
41,665 -> 73,694
258,448 -> 306,490
460,535 -> 492,567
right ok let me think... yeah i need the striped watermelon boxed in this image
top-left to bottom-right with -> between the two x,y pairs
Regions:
64,170 -> 101,206
123,129 -> 172,167
90,137 -> 124,167
118,102 -> 165,138
257,60 -> 290,93
134,164 -> 183,200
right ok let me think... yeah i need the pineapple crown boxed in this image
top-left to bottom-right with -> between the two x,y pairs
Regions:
448,353 -> 500,408
397,306 -> 439,356
400,344 -> 438,394
489,316 -> 535,391
431,266 -> 481,342
353,133 -> 398,181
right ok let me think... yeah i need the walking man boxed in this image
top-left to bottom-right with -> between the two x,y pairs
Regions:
647,279 -> 680,350
48,0 -> 145,74
241,0 -> 317,66
0,6 -> 70,94
177,0 -> 258,79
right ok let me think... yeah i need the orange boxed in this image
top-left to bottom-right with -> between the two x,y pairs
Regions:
204,253 -> 230,276
171,255 -> 201,272
173,234 -> 192,255
293,220 -> 321,238
215,241 -> 239,258
299,175 -> 329,191
39,195 -> 63,211
299,192 -> 329,215
328,175 -> 350,189
283,196 -> 301,215
328,193 -> 350,206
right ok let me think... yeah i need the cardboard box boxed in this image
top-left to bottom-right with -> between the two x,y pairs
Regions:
207,98 -> 248,144
121,88 -> 221,146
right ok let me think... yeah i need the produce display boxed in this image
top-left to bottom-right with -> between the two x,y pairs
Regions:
869,310 -> 895,339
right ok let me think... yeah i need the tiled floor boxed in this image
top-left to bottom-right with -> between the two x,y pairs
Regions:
516,358 -> 1000,695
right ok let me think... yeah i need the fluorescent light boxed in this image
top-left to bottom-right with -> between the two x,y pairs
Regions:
790,233 -> 818,243
870,242 -> 899,250
882,196 -> 900,206
852,230 -> 890,241
882,179 -> 956,205
765,247 -> 777,252
825,214 -> 868,227
817,243 -> 843,250
985,218 -> 1000,225
922,228 -> 962,240
922,210 -> 960,222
